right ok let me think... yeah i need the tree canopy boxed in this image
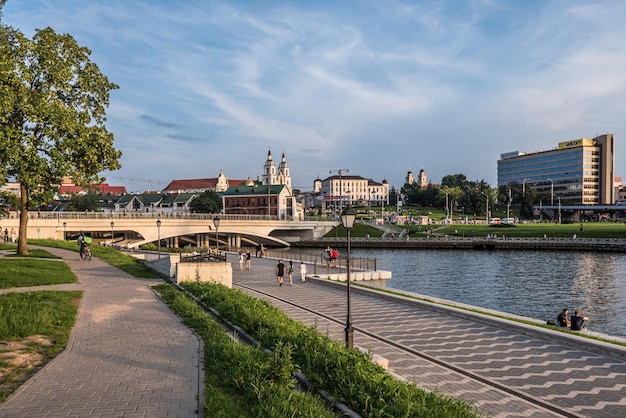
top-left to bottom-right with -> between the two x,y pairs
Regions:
189,190 -> 222,214
0,27 -> 121,254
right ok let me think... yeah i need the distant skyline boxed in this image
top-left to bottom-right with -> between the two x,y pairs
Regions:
4,1 -> 626,192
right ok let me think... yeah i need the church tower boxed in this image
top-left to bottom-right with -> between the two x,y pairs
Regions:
262,150 -> 277,185
418,168 -> 427,187
277,151 -> 291,188
405,170 -> 415,186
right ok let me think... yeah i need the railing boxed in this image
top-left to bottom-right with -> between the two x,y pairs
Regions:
251,247 -> 377,276
179,251 -> 227,262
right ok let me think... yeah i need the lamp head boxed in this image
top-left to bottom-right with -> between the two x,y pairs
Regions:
156,219 -> 161,227
213,216 -> 221,228
340,209 -> 356,230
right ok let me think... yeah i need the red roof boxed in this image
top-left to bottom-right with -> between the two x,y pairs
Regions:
58,183 -> 127,196
163,178 -> 249,193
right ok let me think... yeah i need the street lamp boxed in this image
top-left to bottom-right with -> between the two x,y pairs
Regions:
156,219 -> 161,259
110,221 -> 114,245
213,215 -> 220,253
547,178 -> 554,206
480,191 -> 489,223
522,178 -> 529,195
63,222 -> 67,241
340,208 -> 356,348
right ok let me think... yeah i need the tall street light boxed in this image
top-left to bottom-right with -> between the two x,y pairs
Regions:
110,221 -> 115,245
156,219 -> 161,259
522,178 -> 530,195
480,191 -> 489,223
330,168 -> 349,234
340,208 -> 356,348
213,215 -> 220,253
547,178 -> 554,206
63,222 -> 67,241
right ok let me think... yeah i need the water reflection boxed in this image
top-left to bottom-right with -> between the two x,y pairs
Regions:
348,249 -> 626,338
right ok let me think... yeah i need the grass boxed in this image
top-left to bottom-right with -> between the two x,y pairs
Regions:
155,284 -> 338,417
429,222 -> 626,239
7,249 -> 61,259
0,291 -> 81,402
0,259 -> 77,289
28,239 -> 159,279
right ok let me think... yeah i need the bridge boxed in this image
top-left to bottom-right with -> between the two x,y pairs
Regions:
0,212 -> 337,250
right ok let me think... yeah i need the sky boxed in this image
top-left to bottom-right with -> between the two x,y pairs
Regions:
3,0 -> 626,193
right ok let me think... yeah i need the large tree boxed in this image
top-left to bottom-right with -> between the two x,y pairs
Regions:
0,27 -> 121,255
189,190 -> 222,214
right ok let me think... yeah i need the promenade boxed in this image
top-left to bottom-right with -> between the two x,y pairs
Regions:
232,255 -> 626,418
0,247 -> 202,418
0,248 -> 625,417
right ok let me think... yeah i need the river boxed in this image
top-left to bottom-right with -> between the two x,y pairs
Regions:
292,248 -> 626,339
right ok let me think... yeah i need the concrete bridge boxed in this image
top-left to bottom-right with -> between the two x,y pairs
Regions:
0,212 -> 337,250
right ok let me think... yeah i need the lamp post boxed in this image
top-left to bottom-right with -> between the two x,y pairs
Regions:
547,178 -> 554,206
110,221 -> 114,244
330,168 -> 349,235
340,208 -> 356,348
63,222 -> 67,241
156,219 -> 161,259
213,215 -> 220,253
480,191 -> 489,223
522,178 -> 529,195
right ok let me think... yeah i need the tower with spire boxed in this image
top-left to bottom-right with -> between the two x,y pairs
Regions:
262,150 -> 277,185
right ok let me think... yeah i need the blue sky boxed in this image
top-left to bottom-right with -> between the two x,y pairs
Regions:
4,0 -> 626,193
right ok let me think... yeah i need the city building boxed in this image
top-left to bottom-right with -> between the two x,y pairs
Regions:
310,174 -> 389,213
405,168 -> 428,188
497,134 -> 615,205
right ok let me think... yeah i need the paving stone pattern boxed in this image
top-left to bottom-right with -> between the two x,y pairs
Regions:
0,248 -> 202,418
234,256 -> 626,418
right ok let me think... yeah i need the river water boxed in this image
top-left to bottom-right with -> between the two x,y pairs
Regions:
298,248 -> 626,339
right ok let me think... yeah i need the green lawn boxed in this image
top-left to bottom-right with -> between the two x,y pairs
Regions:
431,222 -> 626,239
0,259 -> 77,289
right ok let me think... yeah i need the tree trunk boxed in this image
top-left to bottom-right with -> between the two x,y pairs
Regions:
17,183 -> 29,256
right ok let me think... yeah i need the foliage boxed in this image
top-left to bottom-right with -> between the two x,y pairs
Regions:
65,189 -> 102,212
0,27 -> 121,255
189,190 -> 222,214
0,290 -> 81,401
180,282 -> 481,417
0,259 -> 77,288
155,284 -> 337,417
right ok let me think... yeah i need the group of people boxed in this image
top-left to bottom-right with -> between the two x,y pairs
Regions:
557,308 -> 589,331
238,250 -> 252,270
275,259 -> 308,286
325,246 -> 339,267
1,227 -> 17,243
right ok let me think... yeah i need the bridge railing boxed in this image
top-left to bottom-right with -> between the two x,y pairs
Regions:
1,211 -> 337,223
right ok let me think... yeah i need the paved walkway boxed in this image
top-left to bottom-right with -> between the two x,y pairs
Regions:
233,255 -> 626,418
0,248 -> 202,418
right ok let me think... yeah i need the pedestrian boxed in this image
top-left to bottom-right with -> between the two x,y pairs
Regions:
238,251 -> 244,270
255,244 -> 260,257
276,259 -> 285,286
10,228 -> 16,243
570,310 -> 589,331
3,228 -> 8,243
245,250 -> 251,270
287,260 -> 294,286
299,261 -> 308,282
260,244 -> 265,257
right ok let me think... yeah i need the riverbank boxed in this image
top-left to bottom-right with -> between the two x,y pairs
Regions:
295,236 -> 626,252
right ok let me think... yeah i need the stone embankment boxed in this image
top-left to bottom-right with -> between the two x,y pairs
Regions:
295,237 -> 626,252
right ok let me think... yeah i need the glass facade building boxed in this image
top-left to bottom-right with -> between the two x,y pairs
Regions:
497,134 -> 615,205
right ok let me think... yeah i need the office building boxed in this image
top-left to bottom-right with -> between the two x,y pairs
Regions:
497,134 -> 615,205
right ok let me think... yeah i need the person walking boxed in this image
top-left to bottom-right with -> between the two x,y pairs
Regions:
299,261 -> 308,282
245,250 -> 251,270
276,259 -> 285,286
287,261 -> 294,286
238,251 -> 244,270
10,228 -> 16,243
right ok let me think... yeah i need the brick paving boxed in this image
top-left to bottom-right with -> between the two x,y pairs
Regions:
234,255 -> 626,418
0,248 -> 202,418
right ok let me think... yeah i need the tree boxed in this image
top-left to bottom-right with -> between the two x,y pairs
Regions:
189,190 -> 222,214
0,27 -> 121,255
65,190 -> 102,212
